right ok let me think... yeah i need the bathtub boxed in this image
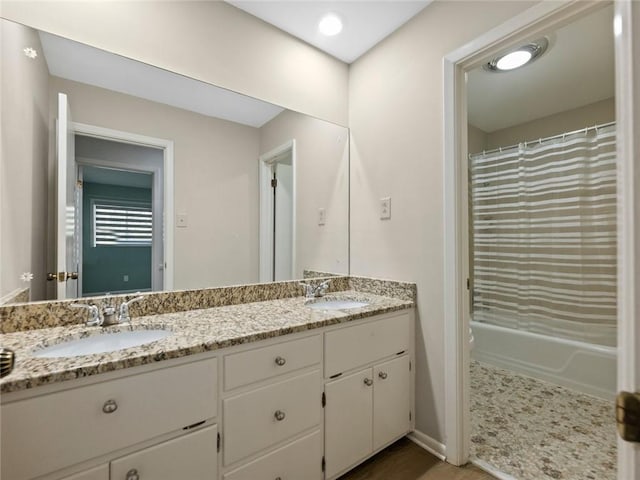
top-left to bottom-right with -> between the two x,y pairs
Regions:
470,320 -> 617,400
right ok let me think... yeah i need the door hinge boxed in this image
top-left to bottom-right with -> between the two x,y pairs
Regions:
322,391 -> 326,408
409,361 -> 412,371
617,391 -> 640,442
409,411 -> 412,421
322,456 -> 325,472
217,432 -> 221,452
466,278 -> 470,290
271,178 -> 278,188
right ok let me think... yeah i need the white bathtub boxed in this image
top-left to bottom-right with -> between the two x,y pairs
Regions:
470,320 -> 617,400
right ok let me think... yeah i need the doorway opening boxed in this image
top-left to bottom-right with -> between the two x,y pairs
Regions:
55,92 -> 174,299
442,1 -> 633,478
76,135 -> 164,296
259,140 -> 296,282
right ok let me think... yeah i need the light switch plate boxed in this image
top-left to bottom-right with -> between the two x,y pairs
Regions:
177,213 -> 188,228
380,197 -> 391,220
318,208 -> 326,226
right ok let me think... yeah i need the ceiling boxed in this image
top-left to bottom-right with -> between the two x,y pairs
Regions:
39,32 -> 284,128
226,0 -> 432,63
467,5 -> 615,133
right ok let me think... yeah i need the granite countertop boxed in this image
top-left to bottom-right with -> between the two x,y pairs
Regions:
0,291 -> 413,394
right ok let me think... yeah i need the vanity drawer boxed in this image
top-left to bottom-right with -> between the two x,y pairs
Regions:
324,311 -> 410,377
223,430 -> 322,480
223,370 -> 321,466
111,425 -> 217,480
224,334 -> 321,390
1,358 -> 217,480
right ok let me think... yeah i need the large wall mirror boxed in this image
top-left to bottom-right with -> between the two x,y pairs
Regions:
1,18 -> 349,304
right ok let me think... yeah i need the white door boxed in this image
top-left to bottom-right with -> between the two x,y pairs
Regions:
324,368 -> 373,479
274,161 -> 293,281
616,1 -> 640,477
373,355 -> 411,451
56,92 -> 80,299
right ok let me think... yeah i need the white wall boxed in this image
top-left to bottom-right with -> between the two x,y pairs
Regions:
0,1 -> 349,126
259,110 -> 349,278
50,76 -> 261,290
485,96 -> 615,149
349,0 -> 536,444
0,20 -> 49,302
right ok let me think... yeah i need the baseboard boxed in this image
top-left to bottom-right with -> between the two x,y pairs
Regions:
407,430 -> 446,461
471,458 -> 519,480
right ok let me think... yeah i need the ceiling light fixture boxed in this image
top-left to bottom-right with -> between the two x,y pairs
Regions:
484,38 -> 548,72
318,13 -> 343,36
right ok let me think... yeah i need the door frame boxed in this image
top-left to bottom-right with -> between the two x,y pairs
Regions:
442,0 -> 627,469
72,122 -> 175,292
259,139 -> 297,282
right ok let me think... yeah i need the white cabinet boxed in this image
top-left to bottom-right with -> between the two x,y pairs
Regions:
324,369 -> 373,479
223,370 -> 321,465
324,311 -> 413,480
221,334 -> 323,479
1,358 -> 218,480
110,425 -> 217,480
373,356 -> 411,450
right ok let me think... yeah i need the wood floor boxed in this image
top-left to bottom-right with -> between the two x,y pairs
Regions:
339,438 -> 497,480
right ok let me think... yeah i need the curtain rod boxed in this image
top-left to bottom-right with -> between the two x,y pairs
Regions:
469,120 -> 616,159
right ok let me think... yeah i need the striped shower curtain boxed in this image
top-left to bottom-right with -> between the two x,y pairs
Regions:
469,124 -> 617,346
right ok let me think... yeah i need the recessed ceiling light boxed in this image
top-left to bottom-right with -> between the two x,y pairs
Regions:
484,38 -> 548,72
318,13 -> 343,36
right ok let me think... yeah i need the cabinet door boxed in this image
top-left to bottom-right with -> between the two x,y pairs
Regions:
110,425 -> 217,480
61,464 -> 109,480
324,368 -> 373,479
373,355 -> 411,451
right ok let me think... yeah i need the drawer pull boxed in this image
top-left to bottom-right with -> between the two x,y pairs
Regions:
274,410 -> 286,421
275,356 -> 286,366
126,468 -> 139,480
364,378 -> 373,387
378,371 -> 388,380
102,399 -> 118,414
275,477 -> 282,480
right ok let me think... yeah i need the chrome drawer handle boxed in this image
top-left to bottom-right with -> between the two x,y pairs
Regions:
102,399 -> 118,414
275,356 -> 286,366
274,410 -> 286,421
275,478 -> 282,480
364,378 -> 373,386
126,468 -> 139,480
378,371 -> 388,380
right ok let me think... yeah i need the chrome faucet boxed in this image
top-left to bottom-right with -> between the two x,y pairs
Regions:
118,295 -> 144,324
299,279 -> 331,299
70,293 -> 145,327
70,303 -> 102,327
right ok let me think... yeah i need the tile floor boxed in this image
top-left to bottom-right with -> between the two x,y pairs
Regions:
470,360 -> 616,480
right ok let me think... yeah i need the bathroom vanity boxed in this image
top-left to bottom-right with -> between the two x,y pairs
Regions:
0,281 -> 415,480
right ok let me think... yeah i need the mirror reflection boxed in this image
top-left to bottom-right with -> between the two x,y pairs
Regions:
1,19 -> 349,304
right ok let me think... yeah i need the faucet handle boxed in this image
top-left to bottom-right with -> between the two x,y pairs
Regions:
317,279 -> 331,296
70,303 -> 102,326
118,294 -> 144,323
299,282 -> 315,298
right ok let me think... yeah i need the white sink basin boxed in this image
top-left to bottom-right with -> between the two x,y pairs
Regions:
307,299 -> 369,310
33,330 -> 172,358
